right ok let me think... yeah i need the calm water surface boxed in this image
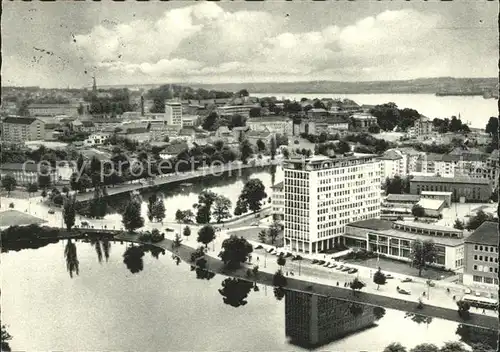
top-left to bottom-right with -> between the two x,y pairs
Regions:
253,93 -> 497,129
3,241 -> 494,351
104,167 -> 284,223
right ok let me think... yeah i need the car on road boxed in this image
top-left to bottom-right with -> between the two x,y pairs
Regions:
401,277 -> 413,283
285,252 -> 292,258
464,288 -> 472,294
312,259 -> 319,264
165,227 -> 175,232
318,260 -> 326,265
398,288 -> 411,295
336,265 -> 344,271
323,262 -> 331,267
341,267 -> 350,272
48,209 -> 55,214
328,263 -> 337,268
348,268 -> 358,274
385,274 -> 394,279
291,255 -> 303,261
267,248 -> 275,253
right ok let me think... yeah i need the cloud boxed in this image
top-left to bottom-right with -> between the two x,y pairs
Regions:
71,5 -> 496,83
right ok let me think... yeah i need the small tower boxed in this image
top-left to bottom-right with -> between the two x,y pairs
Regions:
140,95 -> 145,116
92,75 -> 97,94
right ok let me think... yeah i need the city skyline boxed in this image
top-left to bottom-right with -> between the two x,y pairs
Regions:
2,1 -> 498,88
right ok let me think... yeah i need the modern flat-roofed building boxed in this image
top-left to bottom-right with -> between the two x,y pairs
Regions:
0,162 -> 57,186
283,154 -> 381,253
420,191 -> 453,207
343,219 -> 465,270
165,101 -> 183,127
271,181 -> 284,220
463,221 -> 499,287
385,194 -> 421,205
415,198 -> 445,218
410,175 -> 492,202
285,290 -> 377,348
217,104 -> 256,119
246,117 -> 293,135
2,116 -> 45,143
350,113 -> 377,130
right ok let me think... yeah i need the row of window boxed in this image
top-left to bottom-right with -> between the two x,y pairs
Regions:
473,255 -> 498,263
472,275 -> 498,284
473,245 -> 497,253
472,265 -> 498,273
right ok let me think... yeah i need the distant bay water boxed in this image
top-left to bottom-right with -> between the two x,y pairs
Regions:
252,93 -> 498,129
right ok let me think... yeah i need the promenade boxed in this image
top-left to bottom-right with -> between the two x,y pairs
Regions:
73,159 -> 279,203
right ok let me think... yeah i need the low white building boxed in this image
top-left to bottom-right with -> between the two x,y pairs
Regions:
246,117 -> 292,135
271,181 -> 284,220
83,132 -> 111,147
343,219 -> 465,271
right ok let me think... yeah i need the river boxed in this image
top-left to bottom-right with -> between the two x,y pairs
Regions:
102,166 -> 284,223
253,93 -> 498,130
2,241 -> 496,351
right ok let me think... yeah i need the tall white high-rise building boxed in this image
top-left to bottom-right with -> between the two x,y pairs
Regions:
283,154 -> 381,254
165,101 -> 183,127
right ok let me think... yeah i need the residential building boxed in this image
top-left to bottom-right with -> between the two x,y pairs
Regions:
307,108 -> 328,119
178,128 -> 196,142
415,198 -> 446,217
0,162 -> 57,186
420,191 -> 452,207
246,130 -> 274,149
410,176 -> 492,202
343,219 -> 465,270
378,149 -> 407,180
463,221 -> 499,287
215,126 -> 232,139
385,194 -> 421,205
165,102 -> 183,127
271,181 -> 284,220
83,132 -> 111,147
92,118 -> 121,131
116,127 -> 150,143
285,290 -> 376,348
246,117 -> 293,135
283,154 -> 381,253
407,116 -> 433,138
217,104 -> 256,119
350,113 -> 377,129
158,142 -> 189,159
27,103 -> 79,117
2,116 -> 45,142
181,115 -> 200,127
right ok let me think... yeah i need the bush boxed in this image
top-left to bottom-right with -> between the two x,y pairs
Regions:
9,202 -> 14,208
190,246 -> 206,262
138,230 -> 165,243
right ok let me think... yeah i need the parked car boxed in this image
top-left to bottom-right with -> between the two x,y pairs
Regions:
341,267 -> 350,272
285,252 -> 293,258
292,255 -> 303,261
255,245 -> 263,250
464,288 -> 472,294
348,268 -> 358,274
328,263 -> 337,268
318,260 -> 326,265
323,262 -> 331,267
336,265 -> 344,270
48,209 -> 55,214
165,227 -> 175,232
398,288 -> 411,295
385,274 -> 394,279
312,259 -> 319,264
401,277 -> 413,283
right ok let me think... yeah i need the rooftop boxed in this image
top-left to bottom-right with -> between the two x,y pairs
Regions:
416,198 -> 445,211
386,194 -> 421,202
272,181 -> 284,191
377,228 -> 464,247
394,220 -> 462,233
0,162 -> 49,173
379,149 -> 403,161
347,219 -> 395,231
465,221 -> 498,246
421,191 -> 453,196
410,175 -> 491,185
3,116 -> 37,125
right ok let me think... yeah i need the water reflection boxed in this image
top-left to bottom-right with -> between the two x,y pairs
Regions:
284,289 -> 383,349
64,239 -> 79,278
404,312 -> 433,326
122,244 -> 166,274
455,324 -> 498,351
218,278 -> 253,308
274,287 -> 286,301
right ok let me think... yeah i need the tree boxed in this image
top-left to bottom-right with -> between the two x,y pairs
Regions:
256,139 -> 266,152
236,179 -> 267,214
383,342 -> 407,352
456,300 -> 470,318
197,225 -> 215,248
202,111 -> 219,131
269,135 -> 277,160
218,277 -> 253,308
62,186 -> 70,194
147,194 -> 165,222
277,255 -> 286,269
334,140 -> 351,154
465,210 -> 494,231
350,277 -> 365,294
249,107 -> 261,118
27,182 -> 38,195
122,194 -> 144,232
172,233 -> 183,251
2,175 -> 16,196
485,116 -> 498,136
212,195 -> 232,223
411,239 -> 437,277
258,230 -> 267,243
439,342 -> 468,352
410,344 -> 439,352
373,268 -> 387,289
453,219 -> 465,230
412,204 -> 426,218
368,124 -> 381,134
273,270 -> 287,287
219,235 -> 253,269
384,176 -> 407,194
175,209 -> 184,223
1,324 -> 13,352
268,220 -> 281,244
194,191 -> 217,224
239,139 -> 254,164
229,114 -> 246,129
123,245 -> 145,274
183,226 -> 191,239
37,167 -> 52,189
62,195 -> 76,231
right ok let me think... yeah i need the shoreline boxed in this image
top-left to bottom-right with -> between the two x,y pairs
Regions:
2,226 -> 496,330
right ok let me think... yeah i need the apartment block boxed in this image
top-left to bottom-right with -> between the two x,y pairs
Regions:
2,116 -> 45,143
283,154 -> 381,254
463,221 -> 499,287
165,102 -> 183,127
271,181 -> 284,220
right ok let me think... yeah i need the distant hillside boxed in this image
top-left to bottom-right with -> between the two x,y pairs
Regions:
95,77 -> 498,95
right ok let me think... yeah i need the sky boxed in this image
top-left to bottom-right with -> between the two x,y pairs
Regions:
2,1 -> 498,88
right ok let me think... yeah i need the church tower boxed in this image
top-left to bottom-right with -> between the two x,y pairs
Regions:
92,75 -> 97,95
